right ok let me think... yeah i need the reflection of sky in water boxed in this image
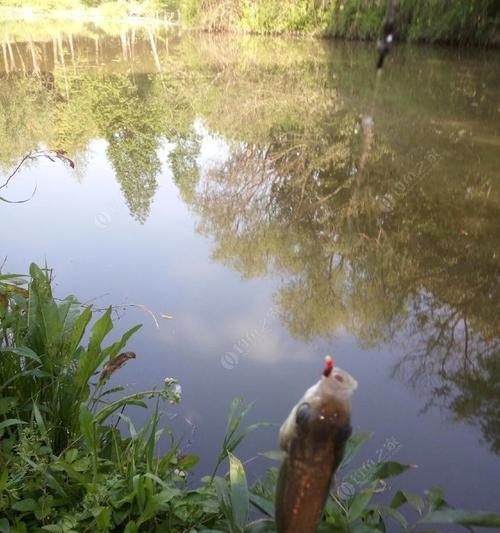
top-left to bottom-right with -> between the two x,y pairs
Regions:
2,131 -> 499,512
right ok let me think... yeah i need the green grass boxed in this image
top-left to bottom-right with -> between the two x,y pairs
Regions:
1,264 -> 499,531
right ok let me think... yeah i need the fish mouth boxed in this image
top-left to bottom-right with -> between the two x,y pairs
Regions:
324,367 -> 358,400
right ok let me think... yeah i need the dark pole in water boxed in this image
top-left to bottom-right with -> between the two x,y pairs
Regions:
377,0 -> 398,70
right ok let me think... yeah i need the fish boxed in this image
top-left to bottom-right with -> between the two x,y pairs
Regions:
275,357 -> 358,533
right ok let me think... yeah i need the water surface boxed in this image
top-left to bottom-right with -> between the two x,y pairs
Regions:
1,23 -> 500,514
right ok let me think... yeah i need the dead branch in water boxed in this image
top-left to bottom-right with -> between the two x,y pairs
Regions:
0,149 -> 75,203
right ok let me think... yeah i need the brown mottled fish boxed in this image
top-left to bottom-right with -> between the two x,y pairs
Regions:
275,357 -> 358,533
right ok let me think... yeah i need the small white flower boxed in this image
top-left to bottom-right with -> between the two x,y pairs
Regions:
174,468 -> 186,478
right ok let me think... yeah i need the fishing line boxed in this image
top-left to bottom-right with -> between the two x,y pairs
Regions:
346,0 -> 398,247
358,0 -> 398,174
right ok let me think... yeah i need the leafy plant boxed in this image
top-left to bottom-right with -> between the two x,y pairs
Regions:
0,264 -> 220,530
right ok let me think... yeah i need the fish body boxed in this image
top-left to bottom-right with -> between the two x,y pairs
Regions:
276,367 -> 358,533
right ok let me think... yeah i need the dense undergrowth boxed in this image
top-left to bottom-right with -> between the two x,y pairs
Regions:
1,264 -> 500,531
178,0 -> 499,46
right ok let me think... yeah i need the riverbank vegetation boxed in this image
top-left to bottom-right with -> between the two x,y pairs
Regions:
179,0 -> 500,45
1,264 -> 500,531
0,0 -> 499,45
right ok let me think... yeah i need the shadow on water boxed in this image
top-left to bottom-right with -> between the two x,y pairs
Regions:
1,22 -> 500,500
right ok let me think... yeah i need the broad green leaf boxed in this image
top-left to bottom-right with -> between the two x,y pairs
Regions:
178,454 -> 199,470
63,305 -> 92,361
100,324 -> 142,363
32,401 -> 48,437
340,432 -> 373,469
378,505 -> 408,529
391,489 -> 424,513
0,419 -> 27,435
249,492 -> 274,517
94,392 -> 150,424
12,498 -> 39,512
229,452 -> 249,530
137,496 -> 161,525
0,518 -> 9,533
0,273 -> 25,280
423,509 -> 500,527
58,297 -> 84,354
144,472 -> 181,492
75,308 -> 113,391
97,386 -> 125,398
88,307 -> 113,355
79,404 -> 96,451
214,476 -> 230,512
123,522 -> 138,533
348,484 -> 375,522
0,346 -> 40,363
365,461 -> 413,483
132,474 -> 146,512
427,486 -> 447,511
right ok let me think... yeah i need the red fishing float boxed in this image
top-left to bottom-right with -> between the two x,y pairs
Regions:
323,355 -> 334,377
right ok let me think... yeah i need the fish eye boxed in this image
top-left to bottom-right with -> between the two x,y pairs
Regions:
295,403 -> 311,426
334,373 -> 344,383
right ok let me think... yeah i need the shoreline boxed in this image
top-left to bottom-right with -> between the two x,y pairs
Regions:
0,7 -> 498,49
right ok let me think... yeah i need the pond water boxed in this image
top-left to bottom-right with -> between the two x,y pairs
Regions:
1,23 -> 500,515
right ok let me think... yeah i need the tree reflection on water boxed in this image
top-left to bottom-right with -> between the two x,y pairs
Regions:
1,26 -> 499,452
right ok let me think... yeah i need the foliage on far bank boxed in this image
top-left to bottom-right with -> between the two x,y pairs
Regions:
178,0 -> 499,46
0,0 -> 498,45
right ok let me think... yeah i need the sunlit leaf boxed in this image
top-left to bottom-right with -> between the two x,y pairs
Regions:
229,452 -> 249,530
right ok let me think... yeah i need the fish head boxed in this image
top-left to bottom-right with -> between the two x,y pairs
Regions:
279,367 -> 357,454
